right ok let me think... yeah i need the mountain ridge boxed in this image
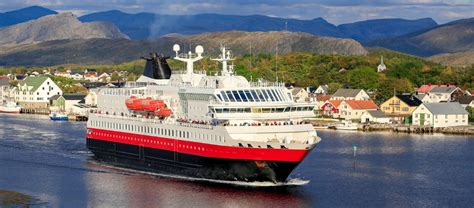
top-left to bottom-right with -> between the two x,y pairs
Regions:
0,31 -> 367,66
0,12 -> 129,46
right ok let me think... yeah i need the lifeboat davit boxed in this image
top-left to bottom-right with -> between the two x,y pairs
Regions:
155,107 -> 172,117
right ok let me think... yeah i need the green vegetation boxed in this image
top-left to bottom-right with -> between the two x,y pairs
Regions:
467,106 -> 474,122
1,49 -> 473,103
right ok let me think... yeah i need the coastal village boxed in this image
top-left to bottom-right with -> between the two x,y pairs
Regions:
0,57 -> 473,134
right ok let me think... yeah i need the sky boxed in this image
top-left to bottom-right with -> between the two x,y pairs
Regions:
1,0 -> 473,24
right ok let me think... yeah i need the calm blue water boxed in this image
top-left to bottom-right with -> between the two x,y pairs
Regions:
0,114 -> 473,207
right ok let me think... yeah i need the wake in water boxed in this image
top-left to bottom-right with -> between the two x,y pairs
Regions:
90,161 -> 310,187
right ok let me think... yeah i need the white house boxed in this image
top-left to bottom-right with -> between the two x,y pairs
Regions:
412,102 -> 468,128
414,94 -> 434,103
84,73 -> 98,82
290,87 -> 309,103
427,86 -> 464,103
12,76 -> 62,109
338,100 -> 379,120
361,110 -> 392,124
315,85 -> 329,94
332,89 -> 370,100
84,90 -> 98,106
63,94 -> 87,113
70,73 -> 84,80
0,76 -> 10,101
98,72 -> 111,82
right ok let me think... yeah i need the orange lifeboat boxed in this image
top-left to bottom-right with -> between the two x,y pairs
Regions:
143,100 -> 165,112
155,107 -> 172,117
125,97 -> 149,111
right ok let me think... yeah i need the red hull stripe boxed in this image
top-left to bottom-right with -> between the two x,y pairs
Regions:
87,128 -> 309,162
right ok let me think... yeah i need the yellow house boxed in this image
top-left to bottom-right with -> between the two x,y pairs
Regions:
380,95 -> 422,116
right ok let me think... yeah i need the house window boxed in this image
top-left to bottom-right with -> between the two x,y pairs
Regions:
402,107 -> 409,111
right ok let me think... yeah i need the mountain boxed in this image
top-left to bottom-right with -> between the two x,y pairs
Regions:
80,10 -> 437,43
0,6 -> 57,27
427,49 -> 474,67
0,13 -> 129,46
337,18 -> 437,43
79,10 -> 342,40
0,31 -> 367,66
368,18 -> 474,56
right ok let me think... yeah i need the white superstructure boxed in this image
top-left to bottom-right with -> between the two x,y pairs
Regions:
89,45 -> 320,150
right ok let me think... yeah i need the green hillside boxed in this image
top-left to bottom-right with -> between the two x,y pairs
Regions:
1,49 -> 472,103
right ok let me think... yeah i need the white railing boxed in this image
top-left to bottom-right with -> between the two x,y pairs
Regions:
249,81 -> 285,88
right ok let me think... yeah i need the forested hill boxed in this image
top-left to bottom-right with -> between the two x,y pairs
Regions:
2,49 -> 472,103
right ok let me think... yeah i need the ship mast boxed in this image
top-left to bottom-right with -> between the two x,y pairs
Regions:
212,46 -> 234,76
173,44 -> 204,76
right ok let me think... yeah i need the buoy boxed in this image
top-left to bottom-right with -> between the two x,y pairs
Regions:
353,145 -> 357,157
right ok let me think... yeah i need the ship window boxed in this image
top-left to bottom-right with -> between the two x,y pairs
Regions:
270,89 -> 278,101
223,108 -> 229,113
267,89 -> 276,101
215,108 -> 223,113
250,90 -> 260,102
272,89 -> 282,101
244,90 -> 253,102
291,107 -> 297,111
216,94 -> 223,102
226,91 -> 235,102
261,89 -> 270,101
256,89 -> 266,101
232,90 -> 241,102
244,108 -> 251,113
237,90 -> 247,102
230,108 -> 237,113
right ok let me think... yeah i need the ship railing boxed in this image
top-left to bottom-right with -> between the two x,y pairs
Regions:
171,70 -> 207,75
177,122 -> 214,130
249,81 -> 285,88
220,120 -> 309,127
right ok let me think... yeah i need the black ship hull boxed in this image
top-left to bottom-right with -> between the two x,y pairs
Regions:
87,138 -> 301,183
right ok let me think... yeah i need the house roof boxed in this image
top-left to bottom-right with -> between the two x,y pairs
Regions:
366,110 -> 387,118
63,93 -> 87,100
429,86 -> 459,94
344,100 -> 378,109
49,94 -> 62,101
316,95 -> 331,102
415,94 -> 431,101
456,96 -> 474,105
0,77 -> 9,86
290,87 -> 304,96
396,95 -> 422,106
423,102 -> 468,115
80,82 -> 108,89
332,89 -> 363,98
317,85 -> 328,91
417,84 -> 451,93
328,100 -> 343,107
22,76 -> 49,92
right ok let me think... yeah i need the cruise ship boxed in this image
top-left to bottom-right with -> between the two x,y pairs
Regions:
86,45 -> 321,183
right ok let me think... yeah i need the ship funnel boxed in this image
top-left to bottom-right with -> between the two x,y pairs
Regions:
141,52 -> 172,79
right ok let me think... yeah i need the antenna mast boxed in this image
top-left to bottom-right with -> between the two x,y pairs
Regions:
212,45 -> 235,76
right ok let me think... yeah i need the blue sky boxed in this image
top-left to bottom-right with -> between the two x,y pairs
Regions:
1,0 -> 473,24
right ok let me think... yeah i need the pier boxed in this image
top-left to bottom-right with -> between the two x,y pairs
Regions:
358,123 -> 474,135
